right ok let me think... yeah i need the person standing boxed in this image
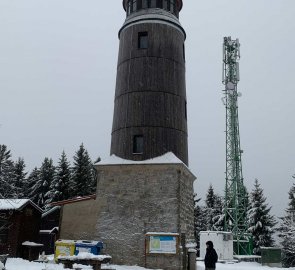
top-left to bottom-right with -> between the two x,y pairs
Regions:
204,240 -> 218,270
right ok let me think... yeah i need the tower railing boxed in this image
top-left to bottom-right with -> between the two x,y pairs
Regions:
126,0 -> 179,17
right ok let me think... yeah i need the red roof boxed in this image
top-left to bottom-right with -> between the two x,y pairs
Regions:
50,195 -> 96,206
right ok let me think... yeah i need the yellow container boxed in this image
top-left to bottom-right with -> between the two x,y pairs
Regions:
54,239 -> 76,261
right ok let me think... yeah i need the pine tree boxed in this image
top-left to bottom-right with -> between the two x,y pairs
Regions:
204,184 -> 223,231
211,194 -> 224,231
247,179 -> 277,255
288,176 -> 295,210
0,145 -> 17,198
194,193 -> 207,244
45,151 -> 71,205
29,158 -> 55,209
278,214 -> 295,267
278,177 -> 295,267
27,167 -> 41,201
71,144 -> 96,197
13,157 -> 27,198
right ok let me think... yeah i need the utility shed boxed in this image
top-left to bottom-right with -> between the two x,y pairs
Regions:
0,199 -> 43,257
200,231 -> 233,261
39,206 -> 61,254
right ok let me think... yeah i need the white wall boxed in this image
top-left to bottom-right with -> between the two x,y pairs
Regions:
199,231 -> 233,260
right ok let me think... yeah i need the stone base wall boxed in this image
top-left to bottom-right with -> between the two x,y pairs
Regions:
59,163 -> 195,270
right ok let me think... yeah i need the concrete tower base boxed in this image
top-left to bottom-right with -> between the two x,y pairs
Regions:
59,153 -> 196,270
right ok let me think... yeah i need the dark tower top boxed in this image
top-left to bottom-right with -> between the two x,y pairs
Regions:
111,0 -> 188,165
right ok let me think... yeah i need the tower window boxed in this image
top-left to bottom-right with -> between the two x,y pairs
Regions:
133,135 -> 143,154
142,0 -> 148,8
163,0 -> 168,9
137,0 -> 142,10
138,32 -> 148,49
156,0 -> 163,8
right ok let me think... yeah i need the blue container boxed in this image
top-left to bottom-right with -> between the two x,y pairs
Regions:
74,240 -> 104,255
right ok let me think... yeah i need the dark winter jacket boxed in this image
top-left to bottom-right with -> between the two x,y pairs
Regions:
204,241 -> 218,269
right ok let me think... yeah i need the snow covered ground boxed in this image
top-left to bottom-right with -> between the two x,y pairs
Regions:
4,258 -> 295,270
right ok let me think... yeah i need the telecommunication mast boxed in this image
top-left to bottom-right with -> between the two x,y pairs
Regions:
222,37 -> 251,255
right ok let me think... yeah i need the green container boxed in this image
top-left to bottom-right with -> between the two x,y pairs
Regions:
261,247 -> 281,266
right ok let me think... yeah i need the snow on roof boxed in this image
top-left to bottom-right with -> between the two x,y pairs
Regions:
200,231 -> 233,235
42,206 -> 60,218
56,239 -> 77,244
39,227 -> 59,234
146,232 -> 179,236
0,199 -> 42,213
22,241 -> 43,247
0,199 -> 29,210
96,152 -> 184,166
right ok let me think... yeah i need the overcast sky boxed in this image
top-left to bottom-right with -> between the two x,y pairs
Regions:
0,0 -> 295,217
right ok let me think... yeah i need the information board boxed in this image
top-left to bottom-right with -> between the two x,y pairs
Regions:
149,235 -> 177,254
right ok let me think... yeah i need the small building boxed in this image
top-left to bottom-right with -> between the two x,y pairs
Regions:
0,199 -> 43,257
200,231 -> 233,261
39,206 -> 61,254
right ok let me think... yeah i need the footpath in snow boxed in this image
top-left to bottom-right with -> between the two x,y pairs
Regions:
5,258 -> 295,270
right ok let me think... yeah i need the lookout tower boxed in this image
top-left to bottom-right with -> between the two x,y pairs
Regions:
111,0 -> 188,165
58,2 -> 195,269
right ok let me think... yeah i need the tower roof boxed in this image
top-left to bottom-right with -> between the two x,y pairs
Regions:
122,0 -> 183,11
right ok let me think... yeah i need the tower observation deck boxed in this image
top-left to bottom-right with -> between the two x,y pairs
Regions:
111,0 -> 188,165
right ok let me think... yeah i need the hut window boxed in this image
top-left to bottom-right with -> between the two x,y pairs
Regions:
25,208 -> 33,216
138,32 -> 148,49
133,135 -> 143,154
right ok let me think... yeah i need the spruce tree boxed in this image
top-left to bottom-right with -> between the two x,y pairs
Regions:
248,179 -> 277,255
27,167 -> 41,201
194,193 -> 207,244
13,157 -> 27,198
204,184 -> 223,231
288,176 -> 295,210
278,177 -> 295,267
29,158 -> 55,209
211,194 -> 224,231
45,151 -> 71,204
71,144 -> 96,197
0,145 -> 17,198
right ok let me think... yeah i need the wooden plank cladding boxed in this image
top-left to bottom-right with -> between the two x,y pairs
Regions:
111,7 -> 188,165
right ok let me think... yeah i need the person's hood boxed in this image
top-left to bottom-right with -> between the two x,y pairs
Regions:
206,240 -> 214,249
